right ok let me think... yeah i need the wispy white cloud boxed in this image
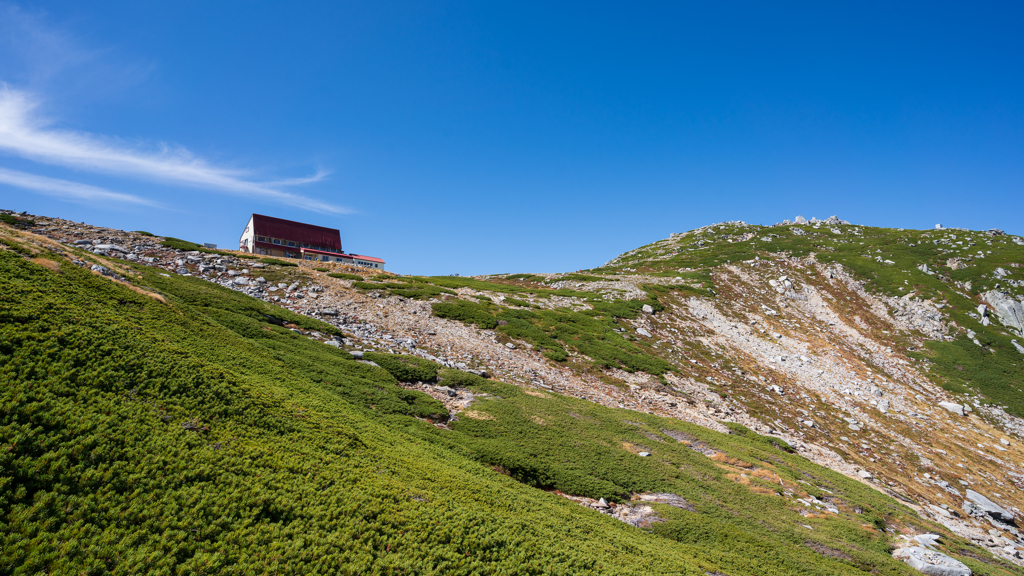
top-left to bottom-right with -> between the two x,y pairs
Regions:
0,87 -> 351,214
0,3 -> 154,97
0,166 -> 161,207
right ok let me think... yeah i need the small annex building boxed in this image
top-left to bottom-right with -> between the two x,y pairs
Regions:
238,214 -> 386,269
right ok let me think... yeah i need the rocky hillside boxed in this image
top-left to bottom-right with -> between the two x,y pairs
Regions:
3,209 -> 1024,575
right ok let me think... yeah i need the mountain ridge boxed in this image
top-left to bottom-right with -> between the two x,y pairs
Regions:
3,209 -> 1024,575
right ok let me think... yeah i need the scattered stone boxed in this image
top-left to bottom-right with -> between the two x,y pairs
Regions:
642,304 -> 654,314
636,328 -> 652,337
637,452 -> 651,457
939,402 -> 966,416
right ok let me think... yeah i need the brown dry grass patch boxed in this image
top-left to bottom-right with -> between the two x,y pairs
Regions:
523,389 -> 551,398
461,410 -> 494,420
31,258 -> 61,272
751,468 -> 781,481
710,452 -> 754,468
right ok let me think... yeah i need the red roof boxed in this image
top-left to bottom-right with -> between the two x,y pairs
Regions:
348,254 -> 386,264
251,214 -> 342,250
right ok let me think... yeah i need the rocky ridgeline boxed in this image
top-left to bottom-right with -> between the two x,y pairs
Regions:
9,209 -> 1024,571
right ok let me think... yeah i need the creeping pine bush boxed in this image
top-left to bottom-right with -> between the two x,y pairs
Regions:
363,352 -> 441,382
432,299 -> 499,329
327,272 -> 363,280
354,281 -> 456,299
437,367 -> 491,388
160,237 -> 202,251
259,257 -> 298,267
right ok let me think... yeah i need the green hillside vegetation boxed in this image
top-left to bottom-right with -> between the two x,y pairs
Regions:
599,222 -> 1024,418
327,272 -> 364,281
352,275 -> 605,301
431,297 -> 673,372
0,227 -> 1016,575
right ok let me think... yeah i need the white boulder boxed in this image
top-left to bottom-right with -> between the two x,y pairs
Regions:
893,547 -> 971,576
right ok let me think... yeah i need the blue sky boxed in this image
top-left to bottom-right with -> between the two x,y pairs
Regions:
0,1 -> 1021,275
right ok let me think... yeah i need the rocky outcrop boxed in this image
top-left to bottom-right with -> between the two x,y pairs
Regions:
982,290 -> 1024,335
964,490 -> 1015,523
892,547 -> 971,576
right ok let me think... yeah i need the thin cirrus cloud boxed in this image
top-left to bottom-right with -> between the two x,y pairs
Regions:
0,166 -> 161,207
0,87 -> 350,214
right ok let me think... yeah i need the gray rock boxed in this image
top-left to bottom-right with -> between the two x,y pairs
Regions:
1012,340 -> 1024,354
642,304 -> 654,314
350,351 -> 364,359
505,342 -> 516,349
893,547 -> 970,576
324,340 -> 341,348
794,215 -> 807,224
914,534 -> 941,549
636,328 -> 652,337
90,264 -> 112,276
637,452 -> 651,457
982,290 -> 1024,335
966,490 -> 1014,522
93,243 -> 128,252
939,402 -> 965,416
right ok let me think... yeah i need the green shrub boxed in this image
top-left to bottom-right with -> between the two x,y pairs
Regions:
432,299 -> 499,329
363,352 -> 441,382
160,237 -> 202,251
134,230 -> 156,237
437,368 -> 490,388
328,272 -> 363,280
0,213 -> 34,227
313,267 -> 329,272
724,422 -> 794,453
505,273 -> 543,281
260,257 -> 299,267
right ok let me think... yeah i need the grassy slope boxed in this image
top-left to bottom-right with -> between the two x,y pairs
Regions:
0,231 -> 1017,575
598,222 -> 1024,419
